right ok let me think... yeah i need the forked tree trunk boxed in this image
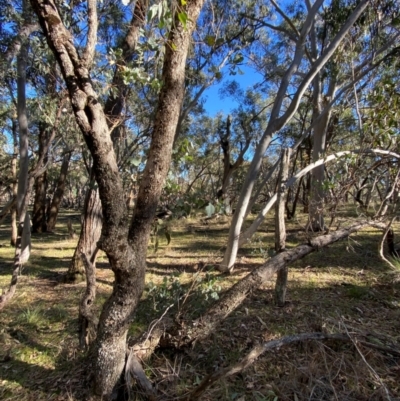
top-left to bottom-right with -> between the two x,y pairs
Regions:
220,0 -> 369,271
47,151 -> 71,232
30,0 -> 205,397
65,182 -> 101,283
217,116 -> 250,208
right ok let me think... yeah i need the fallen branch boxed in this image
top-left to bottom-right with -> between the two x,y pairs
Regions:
379,216 -> 398,270
125,350 -> 157,401
187,330 -> 400,401
131,222 -> 369,361
187,332 -> 346,400
342,320 -> 393,401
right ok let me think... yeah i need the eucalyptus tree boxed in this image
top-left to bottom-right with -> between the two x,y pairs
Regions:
29,0 -> 205,397
219,0 -> 400,272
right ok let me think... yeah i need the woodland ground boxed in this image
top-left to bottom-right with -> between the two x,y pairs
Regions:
0,206 -> 400,401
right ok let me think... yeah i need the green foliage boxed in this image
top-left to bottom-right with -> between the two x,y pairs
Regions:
146,275 -> 183,311
195,272 -> 221,300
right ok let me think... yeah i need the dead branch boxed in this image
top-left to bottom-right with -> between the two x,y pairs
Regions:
130,222 -> 369,362
378,216 -> 398,270
125,350 -> 157,401
341,320 -> 393,401
187,330 -> 400,401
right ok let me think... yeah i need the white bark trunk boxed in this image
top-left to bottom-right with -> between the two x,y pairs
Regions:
221,0 -> 370,271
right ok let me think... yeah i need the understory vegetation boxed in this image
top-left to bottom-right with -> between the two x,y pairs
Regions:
1,207 -> 400,400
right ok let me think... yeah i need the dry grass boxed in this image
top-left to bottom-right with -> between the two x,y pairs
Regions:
0,207 -> 400,400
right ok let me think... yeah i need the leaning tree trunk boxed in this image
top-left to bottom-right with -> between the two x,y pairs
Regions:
30,0 -> 205,397
220,0 -> 369,271
46,151 -> 71,232
131,222 -> 372,365
65,182 -> 102,283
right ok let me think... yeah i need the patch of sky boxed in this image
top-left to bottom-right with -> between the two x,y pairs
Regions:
202,64 -> 263,116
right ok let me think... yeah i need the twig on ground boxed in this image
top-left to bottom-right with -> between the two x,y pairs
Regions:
341,319 -> 393,401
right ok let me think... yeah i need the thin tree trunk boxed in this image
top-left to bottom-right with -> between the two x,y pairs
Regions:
32,124 -> 48,233
0,29 -> 31,310
275,148 -> 290,306
220,0 -> 369,271
309,77 -> 337,231
10,119 -> 18,246
46,151 -> 71,232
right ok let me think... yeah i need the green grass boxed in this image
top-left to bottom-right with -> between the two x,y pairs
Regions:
0,206 -> 399,400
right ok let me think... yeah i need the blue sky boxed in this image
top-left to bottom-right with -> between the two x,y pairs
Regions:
202,65 -> 263,116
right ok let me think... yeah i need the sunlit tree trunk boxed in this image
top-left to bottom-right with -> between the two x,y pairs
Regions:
66,178 -> 101,283
30,0 -> 204,397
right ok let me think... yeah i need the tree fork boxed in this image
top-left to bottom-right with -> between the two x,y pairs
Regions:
29,0 -> 205,397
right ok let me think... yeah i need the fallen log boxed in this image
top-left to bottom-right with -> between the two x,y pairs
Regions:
129,221 -> 369,362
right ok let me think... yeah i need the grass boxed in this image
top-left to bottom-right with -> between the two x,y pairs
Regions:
0,205 -> 400,400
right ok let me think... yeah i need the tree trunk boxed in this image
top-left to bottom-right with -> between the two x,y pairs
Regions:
275,148 -> 290,306
32,124 -> 48,233
220,0 -> 369,271
46,152 -> 71,232
309,77 -> 337,231
0,27 -> 31,310
29,0 -> 205,397
10,119 -> 18,246
65,182 -> 101,283
217,116 -> 250,209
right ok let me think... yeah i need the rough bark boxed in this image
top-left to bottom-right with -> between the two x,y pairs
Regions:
46,151 -> 71,232
69,0 -> 149,278
217,116 -> 250,205
104,0 -> 148,134
78,250 -> 98,349
66,182 -> 101,283
29,0 -> 204,397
